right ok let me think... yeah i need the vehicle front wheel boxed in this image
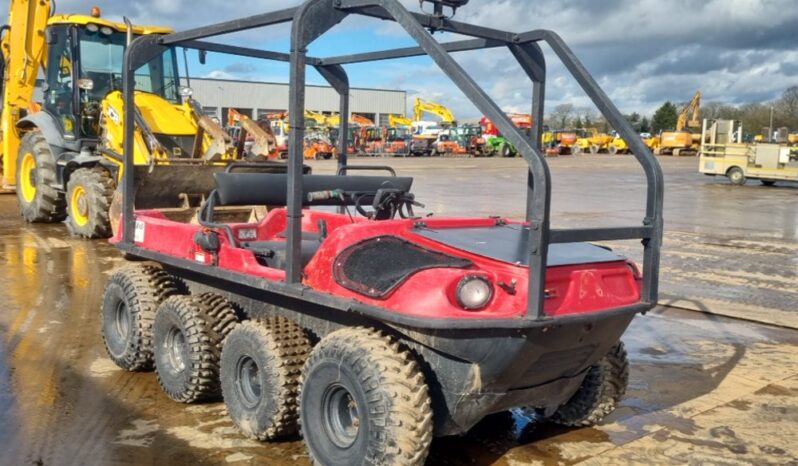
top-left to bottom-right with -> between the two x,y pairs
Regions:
589,144 -> 600,154
300,328 -> 433,466
572,144 -> 583,155
548,341 -> 628,427
608,145 -> 619,155
66,167 -> 115,238
727,167 -> 746,186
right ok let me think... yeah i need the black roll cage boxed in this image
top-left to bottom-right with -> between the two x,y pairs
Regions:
118,0 -> 664,326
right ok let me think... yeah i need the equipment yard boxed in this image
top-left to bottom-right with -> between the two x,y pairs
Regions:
1,156 -> 796,465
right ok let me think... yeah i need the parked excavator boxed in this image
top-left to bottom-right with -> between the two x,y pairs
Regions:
656,90 -> 701,156
388,114 -> 413,127
0,1 -> 264,238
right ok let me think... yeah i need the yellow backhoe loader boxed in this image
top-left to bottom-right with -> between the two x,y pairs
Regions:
573,127 -> 613,154
0,2 -> 264,238
656,90 -> 701,156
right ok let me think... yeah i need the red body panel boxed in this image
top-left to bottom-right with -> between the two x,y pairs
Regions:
114,210 -> 640,320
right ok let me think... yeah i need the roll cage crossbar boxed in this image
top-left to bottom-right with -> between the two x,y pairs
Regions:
119,0 -> 663,324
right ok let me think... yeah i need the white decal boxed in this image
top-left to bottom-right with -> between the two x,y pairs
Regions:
107,105 -> 121,125
238,228 -> 257,240
134,220 -> 145,243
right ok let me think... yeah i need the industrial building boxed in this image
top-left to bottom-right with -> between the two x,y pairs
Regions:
183,77 -> 408,126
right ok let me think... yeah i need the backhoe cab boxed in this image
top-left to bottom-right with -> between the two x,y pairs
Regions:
1,2 -> 263,238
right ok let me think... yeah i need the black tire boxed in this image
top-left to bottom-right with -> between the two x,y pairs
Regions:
572,144 -> 583,155
101,264 -> 185,371
501,143 -> 513,157
153,294 -> 237,403
727,167 -> 746,186
549,342 -> 629,427
760,180 -> 776,186
608,145 -> 619,156
300,327 -> 433,466
15,130 -> 66,222
589,144 -> 600,154
65,167 -> 115,238
222,318 -> 311,440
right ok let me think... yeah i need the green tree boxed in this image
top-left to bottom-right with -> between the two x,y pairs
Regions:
574,115 -> 583,128
639,116 -> 650,133
651,102 -> 678,132
584,115 -> 593,128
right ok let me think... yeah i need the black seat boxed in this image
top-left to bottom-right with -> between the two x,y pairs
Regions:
240,239 -> 321,269
213,173 -> 414,207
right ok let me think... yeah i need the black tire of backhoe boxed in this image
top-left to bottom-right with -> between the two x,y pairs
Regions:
16,130 -> 66,222
101,264 -> 186,372
65,167 -> 115,238
549,341 -> 629,427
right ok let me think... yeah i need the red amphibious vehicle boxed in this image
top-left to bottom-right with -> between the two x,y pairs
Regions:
100,0 -> 663,465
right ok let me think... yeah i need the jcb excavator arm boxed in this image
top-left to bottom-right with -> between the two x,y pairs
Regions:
0,0 -> 52,189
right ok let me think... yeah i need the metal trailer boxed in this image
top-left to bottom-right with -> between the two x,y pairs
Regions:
699,119 -> 798,186
111,0 -> 664,462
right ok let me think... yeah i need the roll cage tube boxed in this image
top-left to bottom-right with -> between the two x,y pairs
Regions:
120,0 -> 663,323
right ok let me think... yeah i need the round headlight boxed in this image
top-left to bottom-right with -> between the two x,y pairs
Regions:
86,23 -> 99,32
100,26 -> 114,36
456,275 -> 493,310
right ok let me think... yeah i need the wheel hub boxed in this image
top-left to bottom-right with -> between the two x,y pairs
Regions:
19,152 -> 38,203
235,355 -> 262,408
70,185 -> 90,226
322,384 -> 361,448
114,301 -> 130,341
165,327 -> 187,372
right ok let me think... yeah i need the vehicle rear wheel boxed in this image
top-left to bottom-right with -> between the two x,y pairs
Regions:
572,144 -> 583,155
16,130 -> 66,222
153,294 -> 236,403
501,143 -> 513,157
727,167 -> 746,186
222,318 -> 311,440
66,167 -> 115,238
608,145 -> 619,156
549,341 -> 628,427
589,144 -> 600,154
101,264 -> 185,371
300,327 -> 433,466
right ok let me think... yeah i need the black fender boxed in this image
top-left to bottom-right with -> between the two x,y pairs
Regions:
17,111 -> 80,153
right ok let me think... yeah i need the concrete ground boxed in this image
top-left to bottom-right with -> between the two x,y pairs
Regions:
0,154 -> 796,465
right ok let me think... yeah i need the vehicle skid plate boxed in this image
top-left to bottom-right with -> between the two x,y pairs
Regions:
401,310 -> 635,435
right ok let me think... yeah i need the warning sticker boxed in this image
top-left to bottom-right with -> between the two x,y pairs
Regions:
134,220 -> 145,243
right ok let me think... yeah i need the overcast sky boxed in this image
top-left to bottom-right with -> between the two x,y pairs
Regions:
4,0 -> 797,119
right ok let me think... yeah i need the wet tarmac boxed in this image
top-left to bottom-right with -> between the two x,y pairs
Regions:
1,155 -> 796,465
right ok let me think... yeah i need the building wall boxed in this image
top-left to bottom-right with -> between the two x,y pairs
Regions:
183,77 -> 406,124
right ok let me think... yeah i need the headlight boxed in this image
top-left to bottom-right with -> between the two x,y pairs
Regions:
179,86 -> 194,97
456,275 -> 493,310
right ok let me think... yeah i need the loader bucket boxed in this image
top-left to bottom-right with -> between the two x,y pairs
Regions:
131,164 -> 224,209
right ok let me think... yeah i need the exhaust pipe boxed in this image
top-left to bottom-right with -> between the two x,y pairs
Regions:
123,16 -> 132,46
